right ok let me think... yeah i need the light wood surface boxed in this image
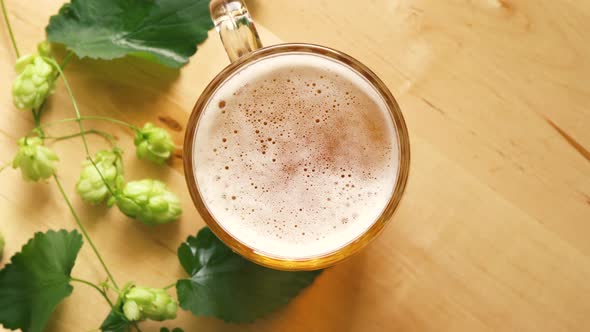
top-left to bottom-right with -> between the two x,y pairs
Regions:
1,0 -> 590,331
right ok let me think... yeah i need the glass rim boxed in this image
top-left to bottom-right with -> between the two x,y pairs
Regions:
183,43 -> 411,271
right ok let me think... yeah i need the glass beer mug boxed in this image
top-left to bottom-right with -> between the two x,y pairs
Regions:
183,0 -> 410,271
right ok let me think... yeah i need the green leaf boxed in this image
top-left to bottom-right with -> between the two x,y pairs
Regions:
46,0 -> 214,68
100,282 -> 134,332
0,230 -> 83,332
100,311 -> 130,332
176,228 -> 322,323
160,328 -> 183,332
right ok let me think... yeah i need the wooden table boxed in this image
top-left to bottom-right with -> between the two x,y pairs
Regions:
1,0 -> 589,331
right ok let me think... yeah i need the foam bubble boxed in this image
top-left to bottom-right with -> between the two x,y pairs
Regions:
193,52 -> 399,259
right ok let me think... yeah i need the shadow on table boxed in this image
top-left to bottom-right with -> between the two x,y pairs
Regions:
52,44 -> 181,88
51,43 -> 184,133
177,251 -> 368,332
245,0 -> 261,15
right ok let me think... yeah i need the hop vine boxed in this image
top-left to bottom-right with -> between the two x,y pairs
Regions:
1,1 -> 182,329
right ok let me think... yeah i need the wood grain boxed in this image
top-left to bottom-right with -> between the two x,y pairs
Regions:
1,0 -> 589,331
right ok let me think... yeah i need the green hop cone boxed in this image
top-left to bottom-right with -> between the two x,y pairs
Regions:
12,51 -> 57,110
12,137 -> 59,181
115,179 -> 182,225
0,231 -> 5,259
122,287 -> 178,322
37,41 -> 52,57
134,123 -> 176,165
76,149 -> 124,205
123,300 -> 141,321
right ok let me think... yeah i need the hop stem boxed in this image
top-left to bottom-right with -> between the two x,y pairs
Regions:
0,0 -> 20,57
162,282 -> 177,290
80,115 -> 141,131
35,51 -> 75,119
44,57 -> 91,156
43,60 -> 122,287
32,108 -> 46,137
47,56 -> 120,226
54,175 -> 119,290
70,277 -> 115,308
60,51 -> 75,70
29,115 -> 140,136
45,129 -> 116,145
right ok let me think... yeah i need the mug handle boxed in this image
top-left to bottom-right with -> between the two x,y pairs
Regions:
210,0 -> 263,63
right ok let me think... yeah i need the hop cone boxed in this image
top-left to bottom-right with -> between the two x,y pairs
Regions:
37,41 -> 52,57
76,149 -> 124,205
134,123 -> 175,165
122,287 -> 178,322
12,52 -> 56,110
12,137 -> 59,182
115,179 -> 182,225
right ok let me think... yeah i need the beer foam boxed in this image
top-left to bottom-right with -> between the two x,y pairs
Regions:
193,52 -> 399,259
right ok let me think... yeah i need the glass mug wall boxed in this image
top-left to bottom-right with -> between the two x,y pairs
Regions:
184,0 -> 410,271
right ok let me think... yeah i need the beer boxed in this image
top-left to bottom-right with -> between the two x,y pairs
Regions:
191,52 -> 399,259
